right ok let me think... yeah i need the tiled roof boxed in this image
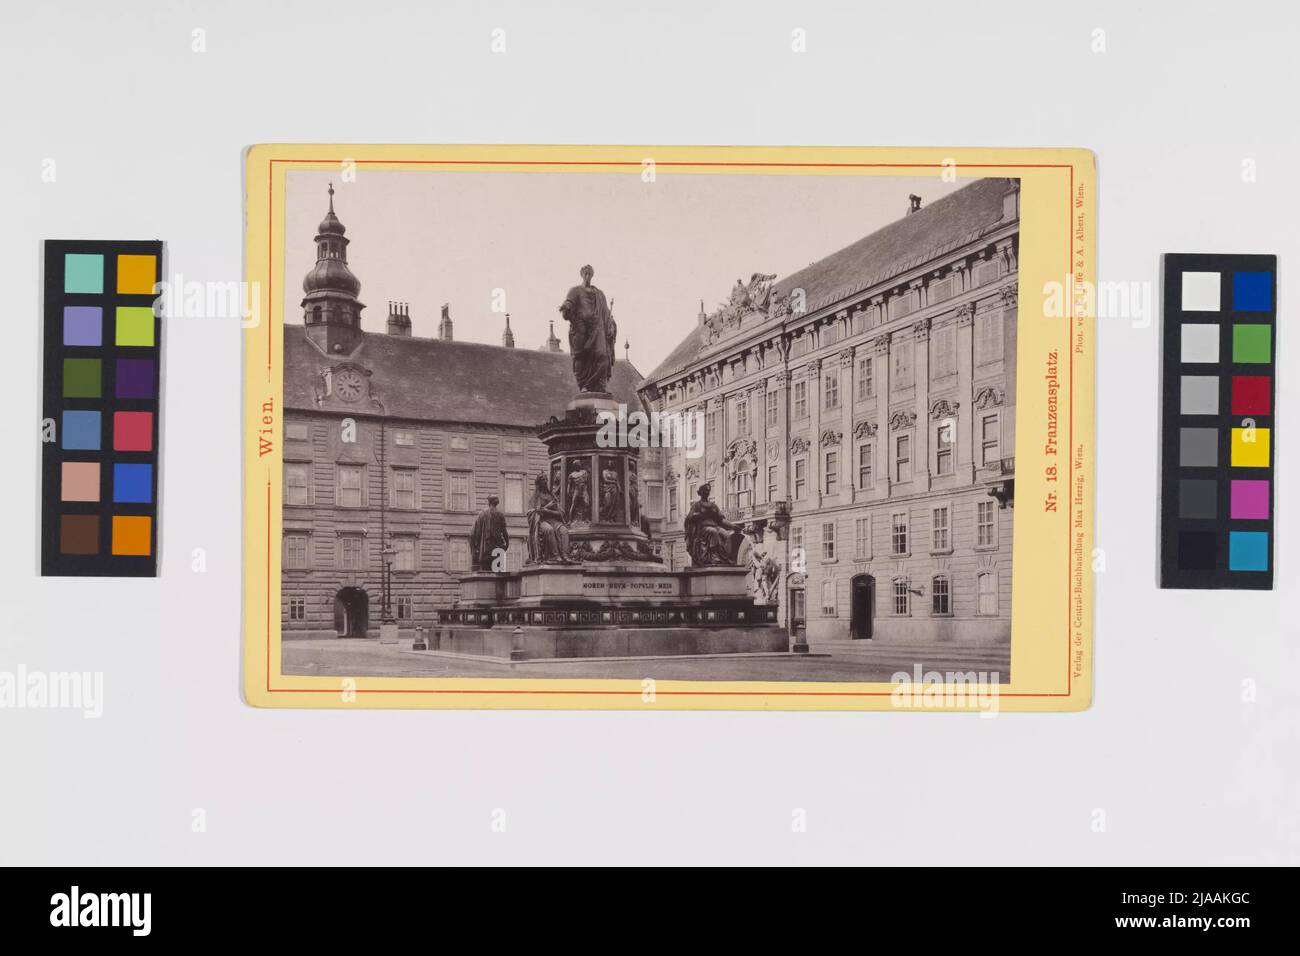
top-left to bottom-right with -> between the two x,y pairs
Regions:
284,326 -> 645,426
642,177 -> 1015,384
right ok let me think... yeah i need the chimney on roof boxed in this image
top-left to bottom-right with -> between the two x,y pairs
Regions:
386,301 -> 411,337
438,303 -> 453,341
502,312 -> 515,348
542,319 -> 561,352
907,194 -> 922,215
697,298 -> 706,326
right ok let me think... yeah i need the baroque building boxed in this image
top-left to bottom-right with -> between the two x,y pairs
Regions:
638,178 -> 1019,644
282,188 -> 642,637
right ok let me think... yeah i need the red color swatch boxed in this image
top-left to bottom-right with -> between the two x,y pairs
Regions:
113,411 -> 153,451
1231,375 -> 1270,416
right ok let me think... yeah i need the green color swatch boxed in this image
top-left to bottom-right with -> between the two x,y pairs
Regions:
115,306 -> 156,347
64,254 -> 104,294
1233,324 -> 1271,364
63,358 -> 102,398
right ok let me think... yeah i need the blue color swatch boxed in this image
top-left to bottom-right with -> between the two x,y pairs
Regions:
1228,530 -> 1268,571
1233,271 -> 1272,312
61,410 -> 102,450
112,463 -> 153,503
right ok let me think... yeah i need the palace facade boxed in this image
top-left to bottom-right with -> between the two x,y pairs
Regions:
280,189 -> 643,638
638,178 -> 1019,645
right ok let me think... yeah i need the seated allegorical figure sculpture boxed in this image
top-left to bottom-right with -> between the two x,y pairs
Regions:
527,475 -> 575,564
684,483 -> 744,566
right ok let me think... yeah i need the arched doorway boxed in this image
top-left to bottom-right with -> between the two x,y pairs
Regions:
850,574 -> 874,640
334,587 -> 369,638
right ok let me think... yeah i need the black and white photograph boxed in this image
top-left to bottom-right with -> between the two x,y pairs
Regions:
279,170 -> 1018,682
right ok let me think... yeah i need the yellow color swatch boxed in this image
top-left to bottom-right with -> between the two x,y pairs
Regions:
1231,427 -> 1270,467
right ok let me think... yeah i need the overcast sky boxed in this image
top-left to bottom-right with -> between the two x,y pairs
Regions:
283,169 -> 964,375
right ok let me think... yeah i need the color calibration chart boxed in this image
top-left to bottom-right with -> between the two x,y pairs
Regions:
41,240 -> 163,577
1160,253 -> 1276,589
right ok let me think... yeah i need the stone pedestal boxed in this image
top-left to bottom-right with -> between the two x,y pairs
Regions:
432,401 -> 789,661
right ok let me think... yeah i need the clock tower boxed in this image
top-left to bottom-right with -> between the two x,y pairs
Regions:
302,184 -> 365,355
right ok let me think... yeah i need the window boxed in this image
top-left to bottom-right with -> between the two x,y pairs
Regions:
392,537 -> 416,572
857,442 -> 874,489
824,371 -> 839,410
794,458 -> 807,500
857,356 -> 874,400
972,257 -> 1002,287
929,275 -> 956,305
824,450 -> 838,495
736,399 -> 750,436
895,434 -> 912,483
821,580 -> 837,616
286,422 -> 309,441
891,512 -> 908,556
645,481 -> 663,519
791,335 -> 809,358
392,468 -> 416,509
288,598 -> 306,621
396,596 -> 413,620
981,414 -> 1000,466
977,571 -> 998,615
790,525 -> 804,557
285,462 -> 310,505
449,434 -> 469,452
766,391 -> 779,427
394,429 -> 415,447
893,579 -> 910,616
283,533 -> 308,569
932,324 -> 956,378
732,470 -> 752,511
935,421 -> 954,476
766,465 -> 777,502
892,340 -> 914,388
340,535 -> 364,571
854,517 -> 870,559
503,438 -> 523,455
977,500 -> 996,547
667,484 -> 679,522
338,464 -> 363,507
889,291 -> 917,320
706,409 -> 718,444
446,472 -> 470,512
823,323 -> 841,347
932,575 -> 951,615
976,311 -> 1004,365
446,536 -> 470,572
793,380 -> 808,419
932,506 -> 950,551
502,474 -> 525,514
821,521 -> 836,560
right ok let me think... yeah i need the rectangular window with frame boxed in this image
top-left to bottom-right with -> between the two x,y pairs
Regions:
285,462 -> 310,506
981,413 -> 1000,466
932,324 -> 956,378
824,371 -> 839,410
790,525 -> 804,556
821,580 -> 837,616
824,450 -> 838,495
766,390 -> 779,427
857,441 -> 873,489
767,464 -> 777,502
892,340 -> 914,388
706,409 -> 718,445
288,597 -> 306,621
977,571 -> 998,615
889,291 -> 917,320
929,275 -> 956,305
396,596 -> 412,620
283,533 -> 309,569
857,356 -> 874,400
392,468 -> 417,510
793,380 -> 808,419
392,536 -> 416,572
854,517 -> 870,559
895,434 -> 912,483
337,464 -> 364,508
972,257 -> 1003,287
893,579 -> 910,616
446,536 -> 469,572
502,474 -> 525,514
935,420 -> 954,476
286,422 -> 310,442
821,521 -> 836,561
446,471 -> 470,512
977,500 -> 996,547
503,438 -> 523,455
891,512 -> 908,556
667,484 -> 679,522
976,311 -> 1004,365
736,398 -> 750,437
339,535 -> 364,571
794,457 -> 807,500
932,506 -> 950,551
394,429 -> 416,447
448,434 -> 469,452
644,481 -> 663,519
932,575 -> 951,615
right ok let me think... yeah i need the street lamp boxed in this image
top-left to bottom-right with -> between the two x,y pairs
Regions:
380,542 -> 397,625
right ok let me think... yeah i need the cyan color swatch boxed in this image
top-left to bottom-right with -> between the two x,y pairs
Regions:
1228,530 -> 1268,571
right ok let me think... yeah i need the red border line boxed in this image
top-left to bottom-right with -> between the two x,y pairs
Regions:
258,157 -> 1080,699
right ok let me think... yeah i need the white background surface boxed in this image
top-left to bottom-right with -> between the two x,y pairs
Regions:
2,0 -> 1296,866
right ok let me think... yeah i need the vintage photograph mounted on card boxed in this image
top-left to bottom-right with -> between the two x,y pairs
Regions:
242,145 -> 1095,711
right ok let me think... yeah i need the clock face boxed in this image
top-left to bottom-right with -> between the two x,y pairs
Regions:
334,368 -> 364,402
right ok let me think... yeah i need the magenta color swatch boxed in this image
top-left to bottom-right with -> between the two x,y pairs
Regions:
1230,480 -> 1269,520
